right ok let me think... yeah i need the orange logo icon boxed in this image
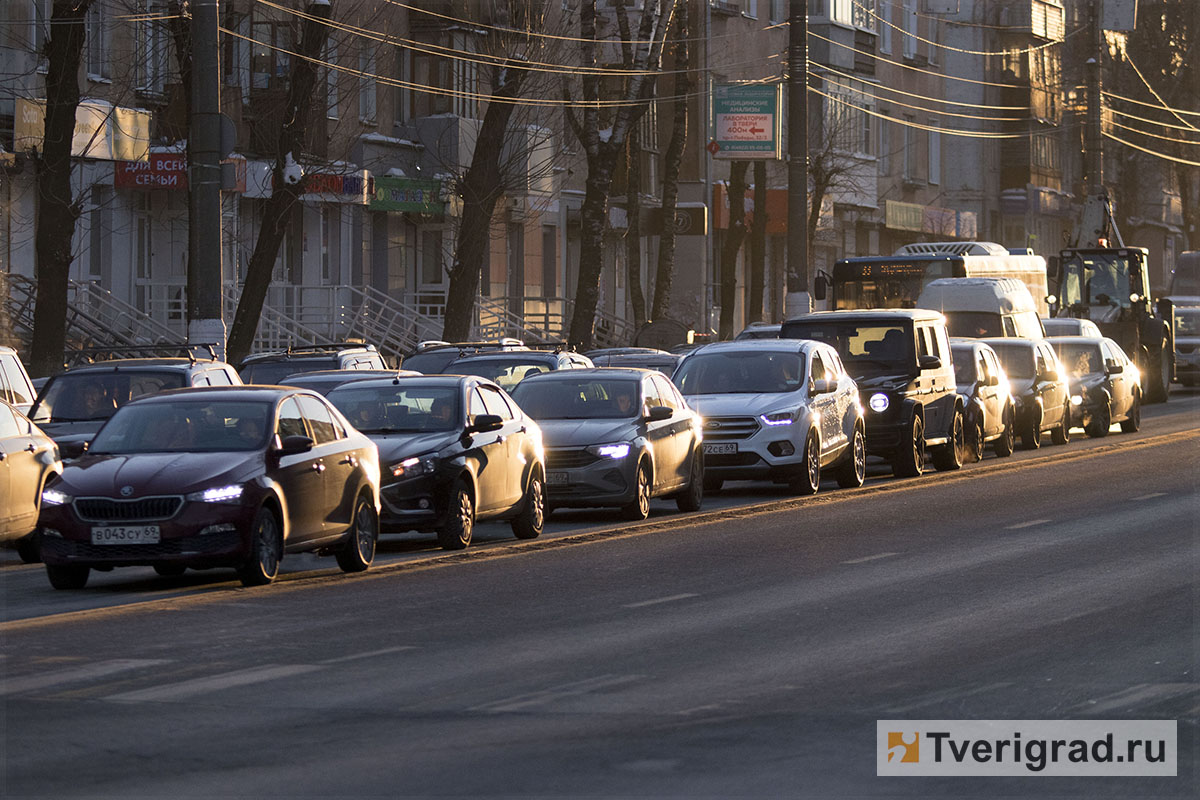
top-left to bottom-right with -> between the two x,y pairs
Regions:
887,732 -> 920,763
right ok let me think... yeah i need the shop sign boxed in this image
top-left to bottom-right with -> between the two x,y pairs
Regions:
14,98 -> 149,161
885,200 -> 925,232
115,152 -> 188,189
711,83 -> 782,160
370,176 -> 444,213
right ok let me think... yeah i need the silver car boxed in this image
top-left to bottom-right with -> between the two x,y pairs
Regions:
674,339 -> 866,495
509,369 -> 704,521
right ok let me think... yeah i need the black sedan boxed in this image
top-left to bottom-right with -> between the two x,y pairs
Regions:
1,400 -> 61,563
38,387 -> 381,589
510,369 -> 704,520
949,340 -> 1015,461
983,338 -> 1071,450
326,376 -> 545,550
1050,336 -> 1142,437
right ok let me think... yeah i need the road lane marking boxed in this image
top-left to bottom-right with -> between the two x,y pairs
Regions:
841,552 -> 899,565
103,664 -> 323,702
470,674 -> 644,712
1,659 -> 169,696
320,646 -> 416,664
1076,683 -> 1200,715
1132,492 -> 1168,501
623,593 -> 699,608
1005,519 -> 1051,529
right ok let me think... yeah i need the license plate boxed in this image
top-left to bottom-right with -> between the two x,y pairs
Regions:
547,472 -> 569,486
91,525 -> 161,545
704,442 -> 738,455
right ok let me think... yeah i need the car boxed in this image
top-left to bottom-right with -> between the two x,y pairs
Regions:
781,309 -> 965,477
0,346 -> 37,415
0,400 -> 61,563
673,339 -> 866,494
949,340 -> 1016,462
734,322 -> 782,340
441,349 -> 595,391
238,343 -> 388,385
325,375 -> 545,550
1050,336 -> 1142,437
399,339 -> 528,375
28,357 -> 243,451
982,337 -> 1071,449
510,368 -> 704,519
37,386 -> 381,589
916,277 -> 1045,338
1172,306 -> 1200,386
584,347 -> 664,359
587,350 -> 683,377
280,369 -> 421,396
1041,317 -> 1103,338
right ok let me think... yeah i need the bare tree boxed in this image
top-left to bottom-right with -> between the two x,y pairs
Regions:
807,95 -> 873,273
718,160 -> 749,339
624,128 -> 648,330
650,0 -> 689,322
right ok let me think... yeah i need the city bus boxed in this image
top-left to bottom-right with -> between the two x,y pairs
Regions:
816,242 -> 1050,317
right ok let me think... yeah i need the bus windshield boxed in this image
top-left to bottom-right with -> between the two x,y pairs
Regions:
832,259 -> 955,310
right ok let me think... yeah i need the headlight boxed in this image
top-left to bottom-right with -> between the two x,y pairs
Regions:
1070,394 -> 1083,406
588,443 -> 631,460
868,393 -> 890,413
186,484 -> 245,503
390,453 -> 437,479
41,488 -> 71,506
760,409 -> 798,426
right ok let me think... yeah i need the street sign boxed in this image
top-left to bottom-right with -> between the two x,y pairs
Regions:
711,83 -> 782,160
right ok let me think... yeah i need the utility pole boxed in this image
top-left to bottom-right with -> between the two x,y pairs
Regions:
785,0 -> 810,319
1084,0 -> 1103,199
187,0 -> 226,357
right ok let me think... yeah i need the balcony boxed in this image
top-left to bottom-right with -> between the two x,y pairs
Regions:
997,0 -> 1066,42
711,1 -> 740,17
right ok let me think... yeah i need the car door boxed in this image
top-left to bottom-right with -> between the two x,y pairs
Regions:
651,374 -> 691,487
297,393 -> 356,536
979,348 -> 1005,437
0,354 -> 36,415
807,350 -> 840,461
638,376 -> 676,493
1100,340 -> 1131,417
1035,343 -> 1067,427
477,384 -> 525,509
271,396 -> 324,545
915,325 -> 946,436
466,385 -> 509,515
0,405 -> 18,535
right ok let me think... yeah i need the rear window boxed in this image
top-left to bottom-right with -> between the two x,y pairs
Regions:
943,312 -> 1003,338
241,359 -> 339,385
1052,342 -> 1104,376
989,343 -> 1035,379
446,358 -> 553,390
30,370 -> 186,424
783,320 -> 914,372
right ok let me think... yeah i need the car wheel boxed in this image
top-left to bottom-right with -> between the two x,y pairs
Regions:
336,493 -> 378,572
238,506 -> 283,587
153,564 -> 187,577
1020,406 -> 1042,450
46,564 -> 90,590
891,413 -> 925,478
16,531 -> 41,564
703,476 -> 724,493
438,480 -> 475,550
622,462 -> 652,521
932,408 -> 965,472
836,424 -> 866,488
788,430 -> 821,495
1085,402 -> 1111,438
675,450 -> 704,512
1051,404 -> 1071,445
1120,391 -> 1142,433
992,404 -> 1015,458
965,413 -> 984,463
1144,344 -> 1170,404
511,469 -> 545,540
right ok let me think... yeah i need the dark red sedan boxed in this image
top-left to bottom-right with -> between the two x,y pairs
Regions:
38,387 -> 380,589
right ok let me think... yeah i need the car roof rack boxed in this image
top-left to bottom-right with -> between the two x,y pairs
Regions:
242,342 -> 378,362
64,343 -> 218,367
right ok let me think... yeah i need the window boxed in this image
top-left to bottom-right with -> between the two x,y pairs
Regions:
879,0 -> 891,53
468,388 -> 488,422
135,1 -> 168,95
744,0 -> 759,19
810,352 -> 827,382
928,121 -> 940,185
770,0 -> 785,24
86,1 -> 111,80
642,377 -> 663,410
0,405 -> 18,439
325,40 -> 339,119
479,385 -> 514,421
902,0 -> 916,59
276,398 -> 308,439
878,116 -> 890,175
0,355 -> 34,407
903,115 -> 916,180
222,9 -> 250,91
359,45 -> 377,123
251,7 -> 291,90
298,395 -> 340,444
421,230 -> 444,286
542,226 -> 557,296
32,0 -> 50,70
321,207 -> 340,283
652,375 -> 681,410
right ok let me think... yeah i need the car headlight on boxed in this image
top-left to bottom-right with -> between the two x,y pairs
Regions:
390,453 -> 438,479
41,488 -> 71,506
1070,394 -> 1083,406
760,409 -> 798,426
588,443 -> 631,460
868,393 -> 890,413
186,484 -> 245,503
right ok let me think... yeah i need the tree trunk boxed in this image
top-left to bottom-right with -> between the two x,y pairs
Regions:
569,163 -> 618,347
747,160 -> 767,324
651,0 -> 689,321
625,130 -> 647,330
226,3 -> 331,366
30,1 -> 93,378
718,161 -> 749,340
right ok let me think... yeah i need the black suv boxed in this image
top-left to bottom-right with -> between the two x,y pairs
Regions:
781,309 -> 966,476
399,339 -> 528,375
239,343 -> 388,385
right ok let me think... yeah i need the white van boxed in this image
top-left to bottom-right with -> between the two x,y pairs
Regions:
917,277 -> 1045,339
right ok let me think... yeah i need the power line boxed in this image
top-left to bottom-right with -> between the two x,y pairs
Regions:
815,62 -> 1031,111
1104,104 -> 1200,133
813,88 -> 1026,139
874,0 -> 1045,32
1103,90 -> 1200,118
814,72 -> 1032,122
1122,50 -> 1200,132
851,0 -> 1078,57
1107,118 -> 1200,147
1104,132 -> 1200,166
807,29 -> 1020,88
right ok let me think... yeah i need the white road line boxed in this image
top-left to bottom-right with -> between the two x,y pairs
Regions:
841,552 -> 899,565
470,674 -> 644,712
1005,519 -> 1051,530
321,646 -> 416,664
1,659 -> 169,696
104,664 -> 323,703
1132,492 -> 1168,501
1076,683 -> 1200,715
623,593 -> 699,609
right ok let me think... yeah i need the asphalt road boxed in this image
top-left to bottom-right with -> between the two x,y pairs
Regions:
2,389 -> 1197,797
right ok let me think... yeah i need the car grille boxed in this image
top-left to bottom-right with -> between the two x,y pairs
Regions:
545,448 -> 599,470
702,416 -> 760,441
42,529 -> 242,561
74,496 -> 183,522
705,452 -> 763,467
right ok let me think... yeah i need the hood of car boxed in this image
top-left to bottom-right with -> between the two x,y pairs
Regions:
1008,377 -> 1036,397
684,392 -> 802,418
1069,372 -> 1107,393
57,451 -> 261,497
371,430 -> 460,463
853,373 -> 914,393
37,421 -> 105,445
534,418 -> 635,448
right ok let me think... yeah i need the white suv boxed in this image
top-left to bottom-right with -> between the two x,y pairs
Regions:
673,340 -> 866,495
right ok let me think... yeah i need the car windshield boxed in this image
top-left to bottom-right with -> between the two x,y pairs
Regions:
1052,342 -> 1104,376
328,384 -> 460,433
89,401 -> 273,454
241,359 -> 340,385
446,358 -> 553,390
29,371 -> 186,424
990,343 -> 1035,379
943,312 -> 1003,339
782,321 -> 914,373
951,349 -> 976,384
674,351 -> 805,395
400,350 -> 462,374
512,379 -> 641,419
1175,309 -> 1200,336
1042,319 -> 1079,336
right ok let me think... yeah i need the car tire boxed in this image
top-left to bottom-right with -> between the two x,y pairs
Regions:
622,462 -> 652,521
153,564 -> 187,577
891,413 -> 925,478
511,469 -> 545,540
16,531 -> 41,564
836,424 -> 866,488
1144,343 -> 1170,404
703,476 -> 724,493
788,430 -> 821,495
46,564 -> 90,590
438,480 -> 475,550
992,404 -> 1015,458
336,493 -> 378,573
965,412 -> 984,463
239,506 -> 283,586
932,408 -> 965,472
1085,401 -> 1111,438
1120,391 -> 1142,433
675,450 -> 704,512
1020,406 -> 1042,450
1051,404 -> 1071,445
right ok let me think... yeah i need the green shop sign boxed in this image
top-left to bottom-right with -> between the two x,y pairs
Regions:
710,83 -> 781,160
371,176 -> 444,213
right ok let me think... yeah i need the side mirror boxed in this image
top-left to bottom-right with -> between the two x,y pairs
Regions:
645,405 -> 672,421
814,274 -> 829,302
60,441 -> 89,459
918,355 -> 942,370
986,374 -> 1000,387
1039,370 -> 1059,383
810,378 -> 835,395
276,434 -> 314,456
468,413 -> 503,434
1104,360 -> 1122,376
